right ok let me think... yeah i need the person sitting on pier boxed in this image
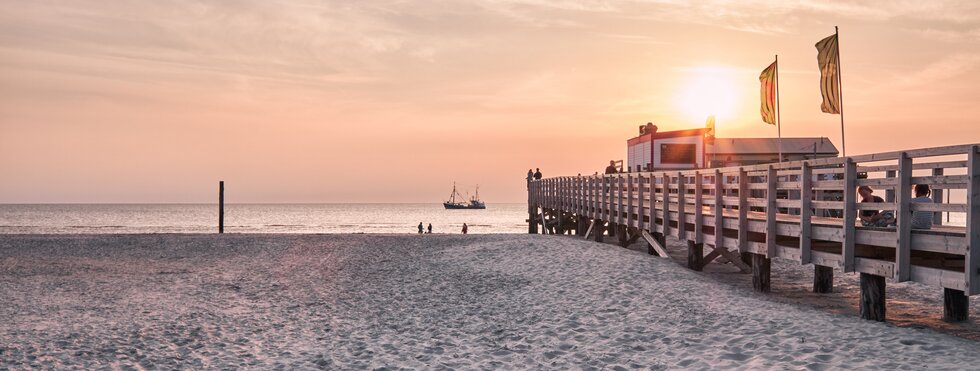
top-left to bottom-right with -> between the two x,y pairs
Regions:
858,186 -> 895,227
533,168 -> 542,180
910,184 -> 933,230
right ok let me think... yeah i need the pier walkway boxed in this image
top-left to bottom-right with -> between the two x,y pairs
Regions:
528,144 -> 979,322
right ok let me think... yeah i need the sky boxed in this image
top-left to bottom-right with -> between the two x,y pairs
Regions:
1,0 -> 979,203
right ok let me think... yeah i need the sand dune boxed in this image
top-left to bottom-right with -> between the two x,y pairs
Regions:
1,234 -> 978,369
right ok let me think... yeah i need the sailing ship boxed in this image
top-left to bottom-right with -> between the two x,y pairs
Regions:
443,183 -> 486,209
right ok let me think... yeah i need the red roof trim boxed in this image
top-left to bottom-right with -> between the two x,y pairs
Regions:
627,128 -> 710,145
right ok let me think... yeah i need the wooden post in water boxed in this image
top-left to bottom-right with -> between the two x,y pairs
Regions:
943,288 -> 969,322
218,181 -> 224,234
860,273 -> 886,321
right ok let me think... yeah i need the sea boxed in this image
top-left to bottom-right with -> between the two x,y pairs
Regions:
0,204 -> 529,234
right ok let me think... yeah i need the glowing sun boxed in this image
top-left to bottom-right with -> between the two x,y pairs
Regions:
676,67 -> 739,124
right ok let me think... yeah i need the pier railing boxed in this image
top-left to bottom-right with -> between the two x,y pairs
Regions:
529,144 -> 980,296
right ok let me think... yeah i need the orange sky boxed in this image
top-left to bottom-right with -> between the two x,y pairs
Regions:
2,1 -> 980,203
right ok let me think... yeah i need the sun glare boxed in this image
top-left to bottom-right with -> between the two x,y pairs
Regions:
676,67 -> 739,124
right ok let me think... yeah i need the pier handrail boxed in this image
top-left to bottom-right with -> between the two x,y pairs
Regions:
529,143 -> 980,295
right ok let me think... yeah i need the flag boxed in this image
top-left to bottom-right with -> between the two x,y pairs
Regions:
815,33 -> 841,114
705,115 -> 715,144
759,61 -> 777,125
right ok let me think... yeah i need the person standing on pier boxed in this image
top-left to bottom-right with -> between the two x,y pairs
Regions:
605,160 -> 618,174
427,223 -> 433,234
533,168 -> 542,180
418,222 -> 424,234
527,169 -> 534,186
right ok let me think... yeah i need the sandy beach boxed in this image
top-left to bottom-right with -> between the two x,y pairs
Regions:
2,234 -> 979,369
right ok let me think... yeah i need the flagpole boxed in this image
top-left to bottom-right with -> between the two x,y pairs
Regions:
836,26 -> 845,157
775,54 -> 782,163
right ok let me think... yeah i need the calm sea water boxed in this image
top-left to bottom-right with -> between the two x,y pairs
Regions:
0,204 -> 529,234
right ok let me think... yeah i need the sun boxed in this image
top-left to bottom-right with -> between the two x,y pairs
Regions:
675,67 -> 739,124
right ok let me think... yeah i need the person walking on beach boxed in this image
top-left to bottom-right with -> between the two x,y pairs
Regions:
427,223 -> 433,234
462,223 -> 468,234
533,168 -> 542,180
418,222 -> 424,234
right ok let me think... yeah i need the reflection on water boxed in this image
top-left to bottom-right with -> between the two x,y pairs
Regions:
0,204 -> 529,234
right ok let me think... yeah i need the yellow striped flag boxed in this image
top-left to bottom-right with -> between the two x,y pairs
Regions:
815,34 -> 841,114
759,61 -> 777,125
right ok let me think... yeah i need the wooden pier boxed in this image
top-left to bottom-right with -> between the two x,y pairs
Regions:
528,144 -> 979,322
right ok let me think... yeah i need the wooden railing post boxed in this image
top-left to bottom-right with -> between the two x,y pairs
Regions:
637,173 -> 645,230
714,170 -> 724,250
800,162 -> 813,265
932,168 -> 944,226
663,173 -> 672,238
766,165 -> 777,257
694,172 -> 703,244
737,168 -> 748,253
895,152 -> 913,281
966,146 -> 980,295
843,159 -> 857,273
677,172 -> 687,241
627,173 -> 635,228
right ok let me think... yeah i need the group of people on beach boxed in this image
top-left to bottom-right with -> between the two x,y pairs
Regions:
417,222 -> 468,234
858,184 -> 933,230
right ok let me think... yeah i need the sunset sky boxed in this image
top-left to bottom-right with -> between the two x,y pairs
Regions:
2,1 -> 979,203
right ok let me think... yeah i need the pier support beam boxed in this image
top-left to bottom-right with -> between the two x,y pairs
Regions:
740,252 -> 753,268
593,220 -> 604,243
752,253 -> 771,293
687,241 -> 703,271
943,288 -> 969,322
576,216 -> 587,237
607,222 -> 617,238
218,181 -> 224,234
860,273 -> 886,321
555,211 -> 565,235
528,207 -> 538,234
813,265 -> 834,293
617,225 -> 630,247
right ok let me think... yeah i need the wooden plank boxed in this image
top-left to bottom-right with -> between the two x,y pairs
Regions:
910,265 -> 967,292
677,172 -> 687,241
885,170 -> 896,203
712,245 -> 752,273
843,159 -> 857,273
967,146 -> 980,295
694,172 -> 704,244
714,170 -> 724,252
641,230 -> 670,259
855,257 -> 895,278
811,250 -> 843,269
738,168 -> 748,253
583,219 -> 595,239
618,174 -> 625,225
896,152 -> 912,281
541,210 -> 550,235
766,165 -> 777,257
700,248 -> 723,269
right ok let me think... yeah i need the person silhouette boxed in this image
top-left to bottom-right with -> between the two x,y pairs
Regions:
533,168 -> 542,180
462,223 -> 468,234
417,222 -> 424,234
427,223 -> 433,234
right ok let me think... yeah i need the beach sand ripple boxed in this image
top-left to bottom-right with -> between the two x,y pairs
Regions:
1,234 -> 978,369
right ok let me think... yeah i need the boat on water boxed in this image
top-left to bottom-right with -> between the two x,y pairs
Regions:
443,183 -> 486,209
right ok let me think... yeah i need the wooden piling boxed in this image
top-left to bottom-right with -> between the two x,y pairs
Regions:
860,273 -> 886,321
813,265 -> 834,293
752,253 -> 771,292
687,241 -> 703,271
218,181 -> 224,234
943,288 -> 969,322
594,220 -> 604,243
